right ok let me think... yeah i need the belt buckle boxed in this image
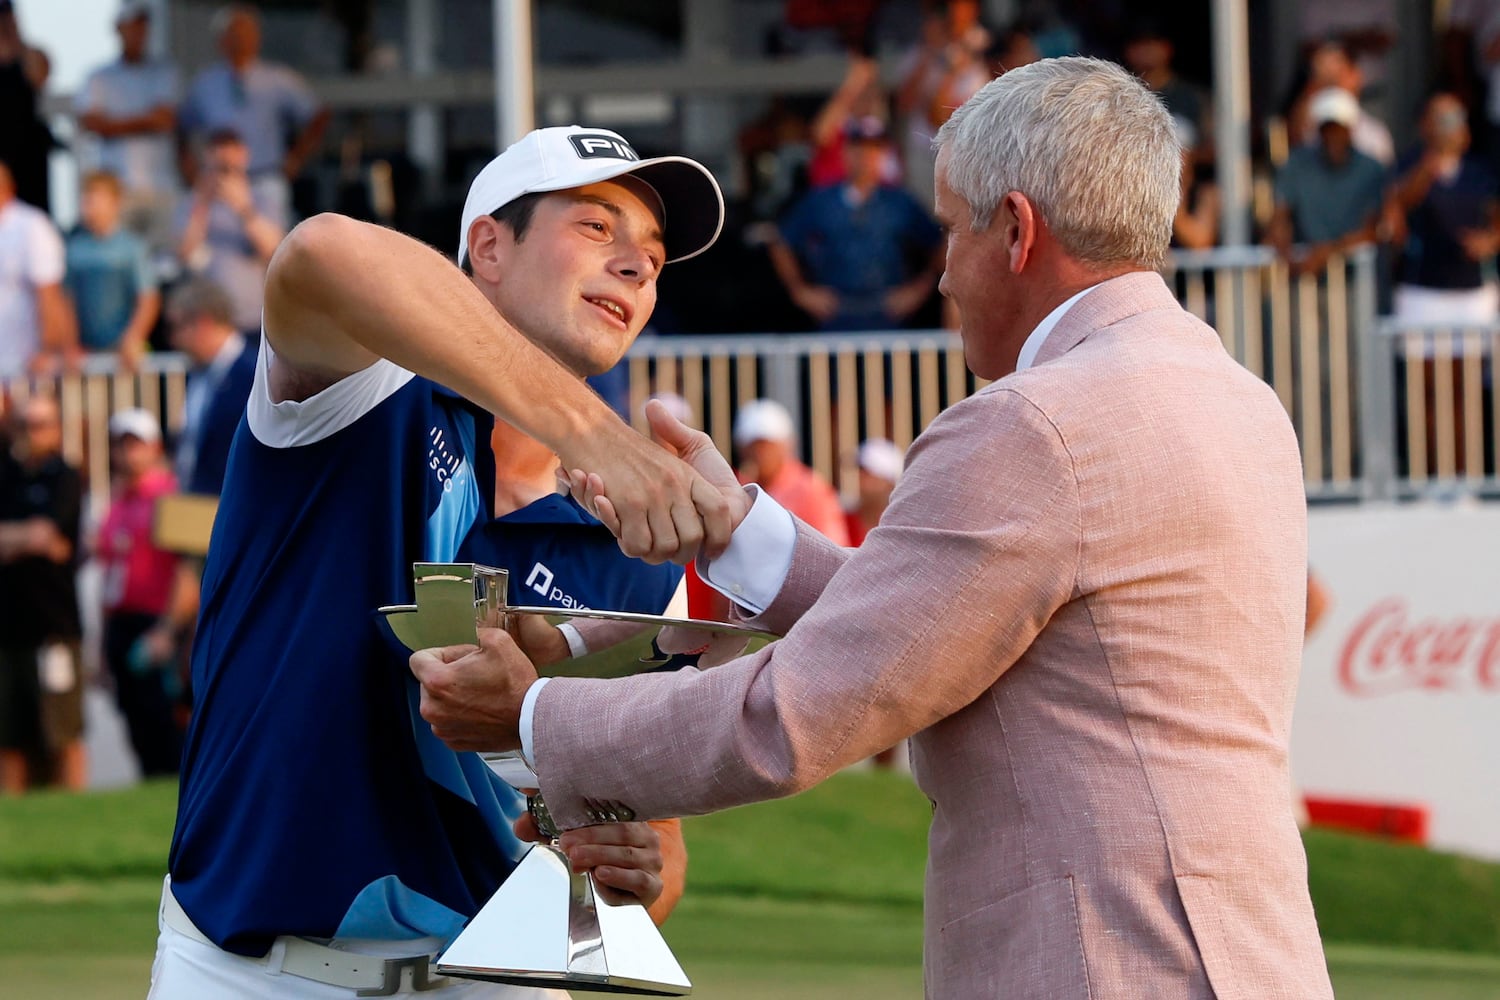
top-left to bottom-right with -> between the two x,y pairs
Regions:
354,955 -> 447,996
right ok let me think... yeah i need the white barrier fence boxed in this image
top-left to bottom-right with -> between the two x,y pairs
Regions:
1381,322 -> 1500,494
1,247 -> 1496,517
2,355 -> 191,518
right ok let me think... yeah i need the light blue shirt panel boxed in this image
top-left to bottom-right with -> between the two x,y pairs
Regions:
76,59 -> 180,192
425,413 -> 482,564
346,405 -> 526,943
335,876 -> 467,943
1273,147 -> 1389,245
403,682 -> 529,865
180,62 -> 320,174
411,409 -> 527,848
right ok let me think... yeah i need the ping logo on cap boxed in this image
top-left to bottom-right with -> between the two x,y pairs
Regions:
569,134 -> 640,162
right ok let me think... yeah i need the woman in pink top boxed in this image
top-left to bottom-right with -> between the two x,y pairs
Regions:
96,408 -> 181,776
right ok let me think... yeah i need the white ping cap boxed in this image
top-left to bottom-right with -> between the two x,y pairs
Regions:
116,0 -> 153,25
108,408 -> 160,443
733,399 -> 795,448
1308,88 -> 1360,129
458,126 -> 725,268
857,438 -> 904,483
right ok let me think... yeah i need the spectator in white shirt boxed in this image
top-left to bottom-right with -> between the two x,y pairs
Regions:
0,159 -> 75,376
75,0 -> 180,255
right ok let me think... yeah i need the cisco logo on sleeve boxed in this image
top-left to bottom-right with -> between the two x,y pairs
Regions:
427,426 -> 465,493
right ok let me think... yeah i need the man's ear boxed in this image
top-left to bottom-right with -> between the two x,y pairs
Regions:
1000,191 -> 1038,274
466,216 -> 511,284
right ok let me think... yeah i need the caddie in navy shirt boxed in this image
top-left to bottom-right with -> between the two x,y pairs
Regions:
153,125 -> 725,999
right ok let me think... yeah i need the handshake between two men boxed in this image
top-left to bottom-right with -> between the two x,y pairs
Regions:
409,397 -> 753,757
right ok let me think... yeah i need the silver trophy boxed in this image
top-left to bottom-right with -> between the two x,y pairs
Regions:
380,563 -> 773,995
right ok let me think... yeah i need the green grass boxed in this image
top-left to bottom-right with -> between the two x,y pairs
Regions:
1304,827 -> 1500,955
3,772 -> 1500,998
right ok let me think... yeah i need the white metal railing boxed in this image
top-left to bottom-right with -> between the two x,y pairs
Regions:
630,246 -> 1398,501
1162,244 -> 1379,500
624,329 -> 984,503
2,355 -> 191,520
1377,320 -> 1500,496
4,247 -> 1492,514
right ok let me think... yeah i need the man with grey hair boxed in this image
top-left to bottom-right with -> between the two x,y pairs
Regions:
413,57 -> 1334,998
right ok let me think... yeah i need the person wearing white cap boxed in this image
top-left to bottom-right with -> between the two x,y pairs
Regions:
843,438 -> 903,548
97,407 -> 182,779
1267,85 -> 1389,277
75,0 -> 181,254
150,125 -> 728,998
843,437 -> 906,772
731,399 -> 849,545
1293,40 -> 1394,167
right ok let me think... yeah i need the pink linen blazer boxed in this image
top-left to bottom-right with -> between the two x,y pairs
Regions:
534,271 -> 1334,998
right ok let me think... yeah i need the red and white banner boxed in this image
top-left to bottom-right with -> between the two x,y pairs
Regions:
1295,502 -> 1500,860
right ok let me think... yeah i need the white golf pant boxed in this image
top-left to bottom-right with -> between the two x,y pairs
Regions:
147,879 -> 567,999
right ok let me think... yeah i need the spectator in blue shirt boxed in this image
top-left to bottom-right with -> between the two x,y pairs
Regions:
1388,92 -> 1500,321
1385,91 -> 1500,477
177,3 -> 328,225
769,115 -> 944,331
64,171 -> 158,369
1267,87 -> 1389,277
75,0 -> 179,256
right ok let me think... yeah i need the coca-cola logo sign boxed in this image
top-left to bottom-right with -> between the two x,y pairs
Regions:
1338,597 -> 1500,696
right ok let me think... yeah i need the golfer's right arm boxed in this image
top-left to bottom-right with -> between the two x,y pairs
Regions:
262,213 -> 731,561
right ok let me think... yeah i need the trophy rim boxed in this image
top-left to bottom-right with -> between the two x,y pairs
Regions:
377,603 -> 776,641
505,605 -> 774,639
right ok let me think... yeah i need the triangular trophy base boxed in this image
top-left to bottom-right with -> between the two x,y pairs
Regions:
436,844 -> 691,996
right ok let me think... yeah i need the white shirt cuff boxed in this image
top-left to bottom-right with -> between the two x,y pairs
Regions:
519,677 -> 550,768
557,623 -> 588,658
697,485 -> 796,615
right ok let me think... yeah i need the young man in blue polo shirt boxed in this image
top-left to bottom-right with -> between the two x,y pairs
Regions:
150,126 -> 727,998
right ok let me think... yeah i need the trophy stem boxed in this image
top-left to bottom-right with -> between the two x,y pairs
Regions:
529,793 -> 559,840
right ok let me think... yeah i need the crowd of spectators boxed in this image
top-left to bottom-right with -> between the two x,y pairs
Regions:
0,1 -> 316,378
741,5 -> 1500,333
1,0 -> 1499,789
2,1 -> 1497,365
0,278 -> 254,791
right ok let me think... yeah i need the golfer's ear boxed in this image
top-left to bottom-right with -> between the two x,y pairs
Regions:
466,217 -> 509,283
